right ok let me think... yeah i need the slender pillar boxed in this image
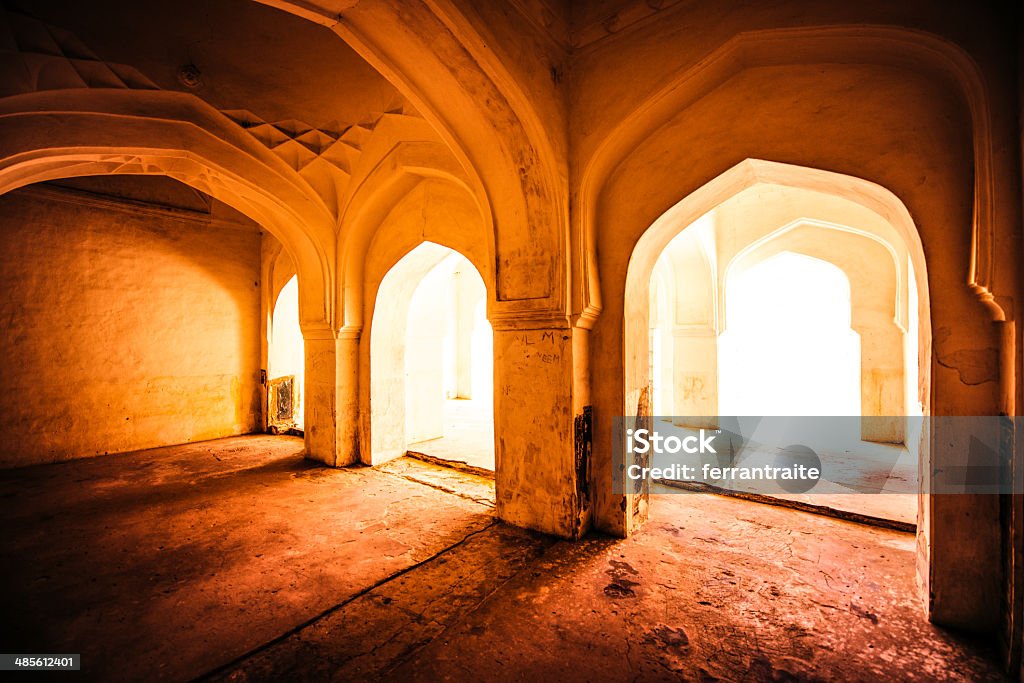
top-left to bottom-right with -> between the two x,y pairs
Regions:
302,325 -> 340,466
854,316 -> 905,443
335,328 -> 360,465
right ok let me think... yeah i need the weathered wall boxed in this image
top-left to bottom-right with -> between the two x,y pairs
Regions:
0,182 -> 262,467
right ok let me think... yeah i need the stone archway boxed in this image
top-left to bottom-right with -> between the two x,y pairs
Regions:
0,90 -> 344,462
610,159 -> 1001,629
367,242 -> 494,468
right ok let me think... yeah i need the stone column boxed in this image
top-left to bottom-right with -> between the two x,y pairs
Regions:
301,325 -> 340,466
854,315 -> 905,443
492,317 -> 589,539
335,328 -> 360,466
300,323 -> 360,467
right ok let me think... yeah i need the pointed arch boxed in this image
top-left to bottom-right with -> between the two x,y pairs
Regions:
0,89 -> 337,330
577,25 -> 1006,324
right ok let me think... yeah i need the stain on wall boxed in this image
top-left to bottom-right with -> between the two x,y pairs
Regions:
573,404 -> 592,538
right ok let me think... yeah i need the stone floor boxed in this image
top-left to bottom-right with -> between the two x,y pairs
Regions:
0,435 -> 1007,681
649,419 -> 918,525
408,398 -> 495,472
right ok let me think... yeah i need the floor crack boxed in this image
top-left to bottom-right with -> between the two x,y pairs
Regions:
378,468 -> 495,508
191,520 -> 499,682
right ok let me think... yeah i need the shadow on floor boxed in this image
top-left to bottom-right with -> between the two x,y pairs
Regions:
0,435 -> 1008,682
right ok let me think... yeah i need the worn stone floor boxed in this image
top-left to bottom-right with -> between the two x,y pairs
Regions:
0,436 -> 492,682
406,410 -> 917,526
0,435 -> 1006,681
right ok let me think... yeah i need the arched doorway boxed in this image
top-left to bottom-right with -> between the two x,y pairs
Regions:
623,160 -> 929,548
369,242 -> 494,470
268,275 -> 304,432
0,92 -> 341,463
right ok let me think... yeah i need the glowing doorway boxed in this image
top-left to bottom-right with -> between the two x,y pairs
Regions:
632,170 -> 925,527
371,243 -> 494,471
268,275 -> 304,430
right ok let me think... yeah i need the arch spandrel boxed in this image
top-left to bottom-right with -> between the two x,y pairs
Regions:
259,0 -> 570,319
337,140 -> 493,333
578,27 -> 1007,325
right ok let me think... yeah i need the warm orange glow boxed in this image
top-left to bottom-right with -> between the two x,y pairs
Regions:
1,1 -> 1017,674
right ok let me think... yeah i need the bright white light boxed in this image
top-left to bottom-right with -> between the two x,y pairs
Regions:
269,275 -> 304,427
405,252 -> 493,442
719,252 -> 860,416
471,297 -> 494,401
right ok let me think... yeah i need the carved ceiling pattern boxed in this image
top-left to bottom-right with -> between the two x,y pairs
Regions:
0,8 -> 157,96
220,106 -> 420,216
0,6 -> 427,221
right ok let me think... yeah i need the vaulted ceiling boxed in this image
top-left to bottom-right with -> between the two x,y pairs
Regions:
3,0 -> 406,129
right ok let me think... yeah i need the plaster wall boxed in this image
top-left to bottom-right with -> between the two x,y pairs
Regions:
405,254 -> 455,445
0,185 -> 262,467
453,270 -> 485,400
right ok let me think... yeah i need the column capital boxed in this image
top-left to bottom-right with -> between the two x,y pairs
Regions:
489,312 -> 574,333
299,321 -> 336,341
